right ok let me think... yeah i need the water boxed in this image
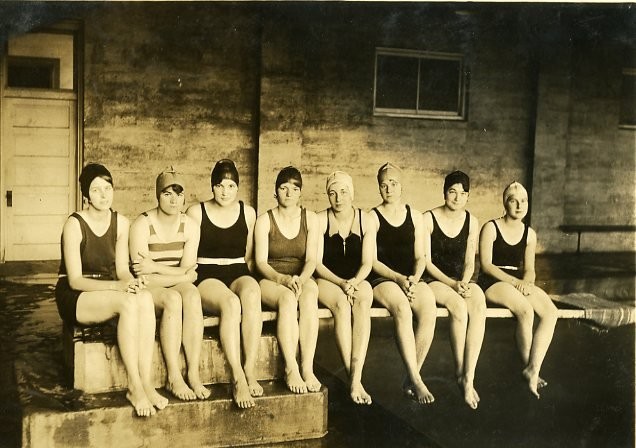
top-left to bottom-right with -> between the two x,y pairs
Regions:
0,280 -> 633,448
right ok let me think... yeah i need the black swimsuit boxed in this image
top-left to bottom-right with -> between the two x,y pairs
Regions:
477,220 -> 528,291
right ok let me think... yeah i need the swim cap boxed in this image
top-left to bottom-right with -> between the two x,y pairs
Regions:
211,159 -> 239,187
503,181 -> 528,203
443,170 -> 470,194
326,171 -> 354,201
79,163 -> 112,198
156,166 -> 185,198
376,162 -> 402,184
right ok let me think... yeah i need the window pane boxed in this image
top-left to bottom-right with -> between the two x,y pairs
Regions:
419,59 -> 460,112
376,55 -> 418,110
619,72 -> 636,126
7,57 -> 59,89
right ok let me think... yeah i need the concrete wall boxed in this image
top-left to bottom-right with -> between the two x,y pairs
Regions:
258,4 -> 534,227
82,3 -> 261,218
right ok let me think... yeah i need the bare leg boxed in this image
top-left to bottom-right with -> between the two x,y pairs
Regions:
151,287 -> 196,401
260,279 -> 307,394
462,283 -> 486,408
373,282 -> 434,404
231,276 -> 263,397
410,282 -> 437,403
485,282 -> 537,397
172,283 -> 209,400
349,281 -> 373,405
317,279 -> 353,374
199,279 -> 254,408
523,286 -> 558,398
137,290 -> 168,410
298,279 -> 321,392
77,291 -> 155,417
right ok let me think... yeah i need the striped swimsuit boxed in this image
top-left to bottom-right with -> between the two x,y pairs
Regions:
143,211 -> 186,267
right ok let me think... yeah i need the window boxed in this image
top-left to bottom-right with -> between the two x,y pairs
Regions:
6,32 -> 74,90
619,68 -> 636,129
374,48 -> 467,120
7,56 -> 60,89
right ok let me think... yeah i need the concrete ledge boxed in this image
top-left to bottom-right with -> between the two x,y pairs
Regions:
20,379 -> 327,448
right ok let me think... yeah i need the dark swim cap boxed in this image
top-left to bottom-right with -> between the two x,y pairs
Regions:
443,170 -> 470,194
79,163 -> 113,198
211,159 -> 239,187
275,166 -> 302,190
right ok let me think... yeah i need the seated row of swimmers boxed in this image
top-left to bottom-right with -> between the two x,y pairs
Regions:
55,160 -> 558,418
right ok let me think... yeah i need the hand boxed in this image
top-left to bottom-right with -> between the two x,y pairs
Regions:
125,277 -> 146,293
280,275 -> 302,297
455,281 -> 471,298
514,280 -> 533,296
341,279 -> 359,305
131,252 -> 157,276
186,265 -> 198,283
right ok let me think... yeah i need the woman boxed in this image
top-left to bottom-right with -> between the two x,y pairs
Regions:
130,167 -> 209,401
370,163 -> 437,404
315,171 -> 374,405
186,159 -> 262,409
254,166 -> 321,395
423,170 -> 486,409
478,181 -> 558,399
55,163 -> 166,417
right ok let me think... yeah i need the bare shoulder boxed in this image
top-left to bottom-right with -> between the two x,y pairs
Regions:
116,212 -> 130,228
409,206 -> 423,224
243,203 -> 257,221
186,202 -> 203,221
305,209 -> 318,226
468,213 -> 479,231
527,226 -> 537,243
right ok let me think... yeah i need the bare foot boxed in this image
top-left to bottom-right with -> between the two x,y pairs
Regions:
458,377 -> 479,410
166,376 -> 197,401
522,367 -> 541,399
126,388 -> 155,417
246,375 -> 264,397
350,381 -> 372,405
144,385 -> 169,410
285,368 -> 308,394
303,372 -> 322,393
233,378 -> 255,409
538,376 -> 548,389
411,379 -> 435,404
187,371 -> 211,400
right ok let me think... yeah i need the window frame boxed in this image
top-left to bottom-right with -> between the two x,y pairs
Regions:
373,47 -> 468,121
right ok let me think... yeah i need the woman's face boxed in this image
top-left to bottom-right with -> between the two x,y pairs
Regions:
276,181 -> 301,208
378,169 -> 402,204
158,186 -> 185,215
87,176 -> 113,210
213,179 -> 238,207
327,182 -> 352,212
444,183 -> 469,211
504,188 -> 529,220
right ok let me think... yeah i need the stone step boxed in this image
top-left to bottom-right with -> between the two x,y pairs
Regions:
64,326 -> 284,393
19,376 -> 327,448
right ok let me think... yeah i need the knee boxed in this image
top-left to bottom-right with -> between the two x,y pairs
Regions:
333,297 -> 352,318
222,294 -> 242,320
448,299 -> 468,323
241,287 -> 262,311
541,303 -> 559,327
278,292 -> 298,314
352,289 -> 373,311
118,293 -> 139,317
515,304 -> 535,325
163,290 -> 183,314
393,301 -> 413,321
298,292 -> 318,311
181,285 -> 202,307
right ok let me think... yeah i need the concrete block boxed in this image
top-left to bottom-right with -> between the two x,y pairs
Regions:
64,324 -> 283,393
20,379 -> 327,448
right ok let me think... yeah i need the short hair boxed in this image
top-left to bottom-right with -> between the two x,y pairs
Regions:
211,159 -> 239,187
275,166 -> 303,190
443,170 -> 470,194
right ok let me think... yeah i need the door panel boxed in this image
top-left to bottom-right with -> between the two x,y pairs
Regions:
2,97 -> 76,260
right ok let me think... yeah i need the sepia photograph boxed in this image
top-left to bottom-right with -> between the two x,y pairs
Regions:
0,1 -> 634,447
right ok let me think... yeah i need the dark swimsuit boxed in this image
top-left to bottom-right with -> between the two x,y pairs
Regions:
423,210 -> 470,282
195,201 -> 251,287
322,209 -> 363,280
369,205 -> 417,287
477,220 -> 528,291
55,211 -> 118,325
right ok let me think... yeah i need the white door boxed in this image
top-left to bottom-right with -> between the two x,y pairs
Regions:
1,29 -> 78,261
2,94 -> 77,260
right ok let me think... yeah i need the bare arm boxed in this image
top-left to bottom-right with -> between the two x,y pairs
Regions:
243,204 -> 257,274
354,210 -> 375,286
461,214 -> 479,283
410,208 -> 427,282
522,228 -> 538,284
298,210 -> 318,284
